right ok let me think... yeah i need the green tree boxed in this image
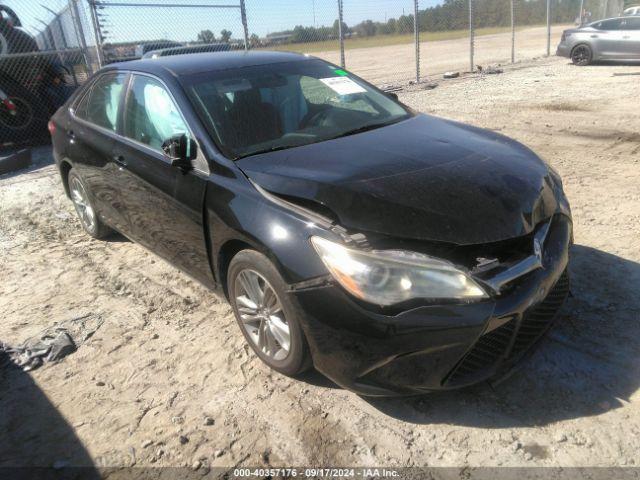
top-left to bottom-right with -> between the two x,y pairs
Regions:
249,33 -> 260,47
332,19 -> 349,37
220,29 -> 232,43
354,19 -> 376,37
197,29 -> 215,43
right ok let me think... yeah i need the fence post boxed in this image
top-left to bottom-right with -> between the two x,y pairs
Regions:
510,0 -> 515,63
414,0 -> 420,83
240,0 -> 249,50
337,0 -> 345,68
469,0 -> 474,72
68,0 -> 93,74
546,0 -> 551,56
88,0 -> 105,67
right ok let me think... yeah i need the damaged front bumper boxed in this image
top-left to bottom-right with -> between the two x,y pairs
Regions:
290,214 -> 572,396
556,43 -> 572,58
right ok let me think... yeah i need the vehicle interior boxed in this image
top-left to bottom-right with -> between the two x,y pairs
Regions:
186,60 -> 409,158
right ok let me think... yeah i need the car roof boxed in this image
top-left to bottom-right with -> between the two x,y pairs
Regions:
586,16 -> 631,25
104,50 -> 311,78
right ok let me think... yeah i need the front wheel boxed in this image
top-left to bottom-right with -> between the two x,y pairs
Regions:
571,44 -> 592,66
228,250 -> 312,376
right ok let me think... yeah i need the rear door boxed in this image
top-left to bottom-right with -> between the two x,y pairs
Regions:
66,72 -> 129,231
111,73 -> 214,286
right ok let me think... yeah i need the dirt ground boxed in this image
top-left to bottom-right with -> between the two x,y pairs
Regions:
315,24 -> 569,85
1,56 -> 640,472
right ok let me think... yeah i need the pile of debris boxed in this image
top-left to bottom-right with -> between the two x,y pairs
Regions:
0,313 -> 103,371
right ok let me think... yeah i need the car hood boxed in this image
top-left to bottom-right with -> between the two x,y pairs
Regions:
237,114 -> 560,245
565,26 -> 594,33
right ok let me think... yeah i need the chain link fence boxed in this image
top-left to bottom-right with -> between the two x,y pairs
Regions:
0,0 -> 624,150
0,1 -> 101,148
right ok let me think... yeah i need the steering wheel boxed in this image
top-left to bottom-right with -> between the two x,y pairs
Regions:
301,107 -> 331,129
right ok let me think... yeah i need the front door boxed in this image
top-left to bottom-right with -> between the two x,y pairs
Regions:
111,73 -> 214,287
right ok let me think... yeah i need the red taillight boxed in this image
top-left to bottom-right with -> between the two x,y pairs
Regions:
48,120 -> 56,135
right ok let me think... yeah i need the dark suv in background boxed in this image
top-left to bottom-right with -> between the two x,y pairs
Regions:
0,4 -> 74,148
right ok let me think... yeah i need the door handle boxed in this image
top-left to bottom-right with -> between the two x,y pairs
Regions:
623,36 -> 630,39
590,34 -> 598,38
113,155 -> 127,168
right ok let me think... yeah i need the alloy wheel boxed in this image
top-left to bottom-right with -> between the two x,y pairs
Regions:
234,269 -> 291,361
70,176 -> 96,232
572,46 -> 590,66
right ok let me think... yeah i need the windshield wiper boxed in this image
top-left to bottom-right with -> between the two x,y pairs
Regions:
235,117 -> 408,159
329,117 -> 406,140
236,144 -> 302,159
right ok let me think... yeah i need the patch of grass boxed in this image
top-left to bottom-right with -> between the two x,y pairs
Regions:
262,26 -> 539,54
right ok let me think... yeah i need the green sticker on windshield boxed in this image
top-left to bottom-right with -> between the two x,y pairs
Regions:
333,69 -> 348,76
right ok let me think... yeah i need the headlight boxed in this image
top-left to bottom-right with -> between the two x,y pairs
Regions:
310,236 -> 488,306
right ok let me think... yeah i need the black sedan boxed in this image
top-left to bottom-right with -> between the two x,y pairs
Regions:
49,51 -> 572,395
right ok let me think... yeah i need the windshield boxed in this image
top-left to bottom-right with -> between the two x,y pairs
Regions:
184,59 -> 411,159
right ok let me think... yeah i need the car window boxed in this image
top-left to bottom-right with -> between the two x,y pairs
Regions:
625,17 -> 640,29
299,75 -> 378,115
596,18 -> 623,30
123,75 -> 189,152
76,73 -> 127,131
185,59 -> 410,159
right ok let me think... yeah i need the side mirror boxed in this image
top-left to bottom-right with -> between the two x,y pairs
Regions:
162,133 -> 196,170
386,91 -> 399,101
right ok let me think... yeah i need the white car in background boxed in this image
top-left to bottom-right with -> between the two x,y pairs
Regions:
623,6 -> 640,15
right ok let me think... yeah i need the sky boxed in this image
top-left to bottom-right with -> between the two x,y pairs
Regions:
6,0 -> 443,44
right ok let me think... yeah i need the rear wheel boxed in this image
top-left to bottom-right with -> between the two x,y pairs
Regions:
228,250 -> 311,376
68,169 -> 112,239
571,44 -> 592,66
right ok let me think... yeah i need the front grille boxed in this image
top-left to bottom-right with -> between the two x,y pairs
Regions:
446,270 -> 570,386
510,271 -> 570,357
447,320 -> 516,381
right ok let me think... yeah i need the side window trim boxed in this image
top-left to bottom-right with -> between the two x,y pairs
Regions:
121,71 -> 209,174
70,71 -> 129,137
70,74 -> 99,117
70,70 -> 209,175
116,73 -> 133,136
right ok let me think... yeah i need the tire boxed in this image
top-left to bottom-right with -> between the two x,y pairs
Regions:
228,249 -> 312,376
67,169 -> 113,239
0,75 -> 49,146
571,44 -> 592,66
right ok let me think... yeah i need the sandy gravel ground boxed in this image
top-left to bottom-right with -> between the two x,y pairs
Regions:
1,56 -> 640,472
314,25 -> 569,85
